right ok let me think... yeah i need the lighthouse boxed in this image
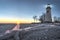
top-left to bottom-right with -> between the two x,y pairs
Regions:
45,4 -> 52,22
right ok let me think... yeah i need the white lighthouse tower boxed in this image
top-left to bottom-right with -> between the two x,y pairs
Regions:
45,4 -> 52,22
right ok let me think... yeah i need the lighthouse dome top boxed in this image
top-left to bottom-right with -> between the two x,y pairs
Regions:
45,4 -> 53,8
46,4 -> 51,9
47,4 -> 51,7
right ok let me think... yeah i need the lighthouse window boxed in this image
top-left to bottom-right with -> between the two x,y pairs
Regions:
47,11 -> 49,13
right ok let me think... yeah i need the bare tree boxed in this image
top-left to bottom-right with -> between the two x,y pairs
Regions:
39,16 -> 43,23
33,16 -> 37,23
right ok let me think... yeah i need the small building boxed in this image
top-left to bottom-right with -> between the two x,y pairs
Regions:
54,17 -> 60,22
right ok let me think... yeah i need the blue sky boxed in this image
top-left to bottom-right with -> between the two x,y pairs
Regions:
0,0 -> 60,20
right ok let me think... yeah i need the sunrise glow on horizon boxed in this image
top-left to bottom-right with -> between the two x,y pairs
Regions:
0,18 -> 40,23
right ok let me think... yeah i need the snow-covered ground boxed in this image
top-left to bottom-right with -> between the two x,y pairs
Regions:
0,23 -> 60,40
19,23 -> 60,40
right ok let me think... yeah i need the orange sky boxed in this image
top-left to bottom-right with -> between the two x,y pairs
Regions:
0,18 -> 40,24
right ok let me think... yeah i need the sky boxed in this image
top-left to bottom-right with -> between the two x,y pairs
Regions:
0,0 -> 60,23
